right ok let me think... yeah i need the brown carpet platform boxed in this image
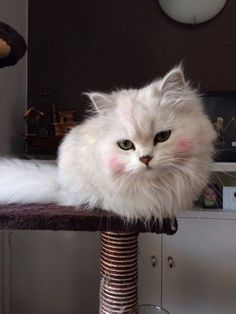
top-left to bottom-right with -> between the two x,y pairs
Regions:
0,203 -> 177,234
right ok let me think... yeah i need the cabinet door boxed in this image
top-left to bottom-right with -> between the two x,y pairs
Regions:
0,231 -> 10,314
9,231 -> 100,314
162,218 -> 236,314
0,231 -> 2,314
138,234 -> 162,307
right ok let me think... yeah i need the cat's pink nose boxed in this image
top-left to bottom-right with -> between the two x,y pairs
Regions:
139,155 -> 153,166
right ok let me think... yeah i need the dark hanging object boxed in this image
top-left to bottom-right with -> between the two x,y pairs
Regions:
0,21 -> 26,68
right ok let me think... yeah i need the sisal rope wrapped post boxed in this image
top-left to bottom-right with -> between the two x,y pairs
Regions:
100,231 -> 138,314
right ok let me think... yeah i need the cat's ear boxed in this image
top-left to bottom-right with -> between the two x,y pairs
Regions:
84,92 -> 113,113
160,66 -> 186,94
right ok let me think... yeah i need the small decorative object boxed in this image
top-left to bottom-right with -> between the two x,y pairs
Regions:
23,103 -> 77,155
24,135 -> 62,155
214,116 -> 225,145
201,183 -> 222,209
58,111 -> 76,124
0,21 -> 26,68
23,106 -> 45,125
203,92 -> 236,161
51,103 -> 57,124
23,105 -> 50,137
53,111 -> 76,136
223,187 -> 236,211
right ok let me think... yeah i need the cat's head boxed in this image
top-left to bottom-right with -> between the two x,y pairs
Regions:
86,66 -> 216,180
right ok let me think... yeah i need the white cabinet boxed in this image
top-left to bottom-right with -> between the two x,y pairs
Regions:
138,234 -> 162,307
0,232 -> 2,314
139,217 -> 236,314
8,231 -> 100,314
163,218 -> 236,314
3,216 -> 236,314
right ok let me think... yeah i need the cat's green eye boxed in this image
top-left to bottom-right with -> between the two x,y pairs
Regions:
117,140 -> 135,151
154,130 -> 171,145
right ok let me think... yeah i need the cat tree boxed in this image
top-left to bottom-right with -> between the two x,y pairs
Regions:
0,204 -> 177,313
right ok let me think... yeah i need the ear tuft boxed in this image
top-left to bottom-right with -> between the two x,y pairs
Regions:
160,65 -> 186,94
84,92 -> 113,113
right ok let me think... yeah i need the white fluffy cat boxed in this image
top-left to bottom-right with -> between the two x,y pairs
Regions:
0,67 -> 216,220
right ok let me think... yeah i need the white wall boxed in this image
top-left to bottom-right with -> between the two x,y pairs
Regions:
0,0 -> 27,154
0,1 -> 26,313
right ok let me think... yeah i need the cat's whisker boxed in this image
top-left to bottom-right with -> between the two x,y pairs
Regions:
197,159 -> 236,179
185,159 -> 234,195
173,163 -> 224,204
169,163 -> 209,187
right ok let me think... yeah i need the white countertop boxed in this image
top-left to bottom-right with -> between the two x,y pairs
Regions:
178,208 -> 236,220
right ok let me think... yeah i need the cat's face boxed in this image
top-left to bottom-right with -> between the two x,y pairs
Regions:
88,67 -> 216,180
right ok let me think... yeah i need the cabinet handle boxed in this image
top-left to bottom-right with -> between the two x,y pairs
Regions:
151,255 -> 157,267
167,256 -> 175,268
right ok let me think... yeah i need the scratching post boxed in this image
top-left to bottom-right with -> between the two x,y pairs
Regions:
100,232 -> 138,314
0,204 -> 177,313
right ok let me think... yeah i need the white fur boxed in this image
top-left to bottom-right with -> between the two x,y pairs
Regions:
0,158 -> 58,204
0,67 -> 216,220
